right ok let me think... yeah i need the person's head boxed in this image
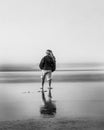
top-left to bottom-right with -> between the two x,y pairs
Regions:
46,49 -> 52,55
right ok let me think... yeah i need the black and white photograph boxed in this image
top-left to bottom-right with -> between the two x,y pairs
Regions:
0,0 -> 104,129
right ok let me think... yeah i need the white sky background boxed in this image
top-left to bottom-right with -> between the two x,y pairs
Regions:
0,0 -> 104,64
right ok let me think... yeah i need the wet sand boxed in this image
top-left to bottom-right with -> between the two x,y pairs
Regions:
0,118 -> 104,130
0,82 -> 104,130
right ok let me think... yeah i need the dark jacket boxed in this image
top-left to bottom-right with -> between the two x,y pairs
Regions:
39,55 -> 56,72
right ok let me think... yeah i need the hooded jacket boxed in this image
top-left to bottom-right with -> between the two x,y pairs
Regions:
39,55 -> 56,72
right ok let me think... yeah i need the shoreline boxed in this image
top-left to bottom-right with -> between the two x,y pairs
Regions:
0,71 -> 104,83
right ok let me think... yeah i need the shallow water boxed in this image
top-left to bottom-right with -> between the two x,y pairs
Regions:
0,81 -> 104,121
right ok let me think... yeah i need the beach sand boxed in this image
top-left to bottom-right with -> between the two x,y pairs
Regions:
0,71 -> 104,130
0,118 -> 104,130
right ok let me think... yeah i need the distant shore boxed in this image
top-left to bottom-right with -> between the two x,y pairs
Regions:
0,70 -> 104,83
0,117 -> 104,130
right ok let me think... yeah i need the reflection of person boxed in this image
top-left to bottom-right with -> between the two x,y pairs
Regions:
39,50 -> 56,89
40,88 -> 56,117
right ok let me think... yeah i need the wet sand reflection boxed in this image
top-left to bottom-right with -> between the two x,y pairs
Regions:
40,88 -> 56,118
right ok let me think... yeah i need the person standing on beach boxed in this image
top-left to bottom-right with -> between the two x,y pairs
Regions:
39,50 -> 56,89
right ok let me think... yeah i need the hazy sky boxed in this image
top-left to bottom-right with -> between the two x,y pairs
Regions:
0,0 -> 104,64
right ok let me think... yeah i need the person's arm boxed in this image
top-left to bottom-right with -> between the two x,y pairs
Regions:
39,57 -> 45,70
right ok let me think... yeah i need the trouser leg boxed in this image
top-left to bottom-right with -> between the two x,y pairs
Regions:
42,75 -> 45,88
42,73 -> 47,88
49,79 -> 52,88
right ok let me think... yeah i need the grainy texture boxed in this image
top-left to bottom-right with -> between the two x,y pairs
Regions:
0,118 -> 104,130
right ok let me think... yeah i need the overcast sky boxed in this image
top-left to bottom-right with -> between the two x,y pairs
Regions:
0,0 -> 104,64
